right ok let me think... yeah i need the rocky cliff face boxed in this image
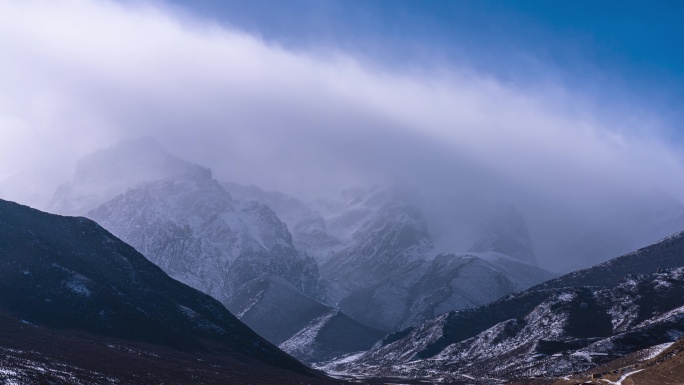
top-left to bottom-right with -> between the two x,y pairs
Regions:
87,167 -> 324,310
86,169 -> 386,362
223,182 -> 342,259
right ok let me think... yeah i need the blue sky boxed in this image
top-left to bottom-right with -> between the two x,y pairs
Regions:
166,0 -> 684,137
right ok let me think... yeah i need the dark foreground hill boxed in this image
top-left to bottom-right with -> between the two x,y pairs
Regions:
0,198 -> 338,384
0,310 -> 343,385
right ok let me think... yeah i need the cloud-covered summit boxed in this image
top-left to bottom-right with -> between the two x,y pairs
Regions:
1,0 -> 683,270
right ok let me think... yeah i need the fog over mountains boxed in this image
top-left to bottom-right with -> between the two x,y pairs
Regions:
3,2 -> 684,384
3,1 -> 684,276
4,141 -> 684,383
31,137 -> 684,276
36,138 -> 558,362
13,137 -> 679,369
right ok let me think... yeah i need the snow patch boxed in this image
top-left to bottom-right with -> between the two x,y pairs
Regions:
643,342 -> 674,360
557,292 -> 575,302
66,278 -> 91,297
280,311 -> 337,355
236,290 -> 264,318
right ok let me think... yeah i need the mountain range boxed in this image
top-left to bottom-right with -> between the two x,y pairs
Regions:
3,138 -> 684,383
45,139 -> 555,362
322,231 -> 684,383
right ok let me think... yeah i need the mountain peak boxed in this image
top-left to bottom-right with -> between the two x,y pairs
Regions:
469,203 -> 537,266
47,138 -> 202,216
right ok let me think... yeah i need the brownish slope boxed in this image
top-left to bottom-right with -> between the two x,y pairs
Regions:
549,337 -> 684,385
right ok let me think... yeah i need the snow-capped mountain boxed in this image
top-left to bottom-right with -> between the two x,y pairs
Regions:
48,141 -> 555,361
322,231 -> 684,382
44,141 -> 386,363
86,168 -> 324,310
47,138 -> 199,216
224,183 -> 554,333
320,185 -> 434,303
86,166 -> 383,362
225,183 -> 554,333
315,186 -> 553,332
0,198 -> 329,384
223,182 -> 342,260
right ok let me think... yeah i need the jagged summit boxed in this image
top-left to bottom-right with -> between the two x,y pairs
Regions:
87,171 -> 323,306
227,183 -> 554,334
48,141 -> 553,362
313,186 -> 552,332
85,170 -> 385,362
47,138 -> 202,216
223,182 -> 342,260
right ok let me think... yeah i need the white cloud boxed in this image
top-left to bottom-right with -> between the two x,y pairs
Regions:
0,0 -> 682,269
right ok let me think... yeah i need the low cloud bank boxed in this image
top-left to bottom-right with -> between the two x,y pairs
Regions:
0,0 -> 682,270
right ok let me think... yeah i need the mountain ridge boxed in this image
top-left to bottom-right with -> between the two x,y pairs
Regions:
0,197 -> 331,383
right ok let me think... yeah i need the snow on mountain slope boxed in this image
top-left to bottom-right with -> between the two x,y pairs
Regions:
311,186 -> 553,332
533,336 -> 684,385
222,183 -> 553,334
224,277 -> 385,363
87,167 -> 323,307
320,186 -> 434,304
333,253 -> 554,332
279,309 -> 386,364
48,142 -> 556,364
223,182 -> 343,261
86,167 -> 388,362
398,253 -> 554,330
230,278 -> 332,344
322,236 -> 684,382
